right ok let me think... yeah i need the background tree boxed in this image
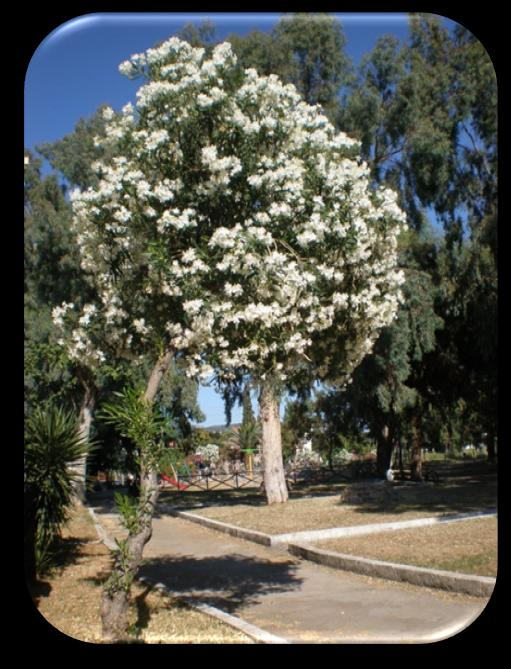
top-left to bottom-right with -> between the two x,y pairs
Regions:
334,14 -> 497,468
36,107 -> 110,191
226,13 -> 353,123
272,12 -> 352,119
176,20 -> 217,51
24,152 -> 84,415
281,397 -> 315,463
323,228 -> 443,479
312,390 -> 354,469
430,220 -> 497,461
237,384 -> 261,472
24,151 -> 97,498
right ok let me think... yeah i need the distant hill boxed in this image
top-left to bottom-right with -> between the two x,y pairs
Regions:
195,423 -> 241,433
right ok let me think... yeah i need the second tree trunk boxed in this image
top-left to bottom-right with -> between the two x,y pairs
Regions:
259,382 -> 288,505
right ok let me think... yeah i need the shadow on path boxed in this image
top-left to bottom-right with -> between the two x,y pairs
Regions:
139,552 -> 303,614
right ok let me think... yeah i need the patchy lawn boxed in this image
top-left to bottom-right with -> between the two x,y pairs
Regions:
191,493 -> 446,534
172,463 -> 497,536
28,502 -> 254,644
316,516 -> 498,577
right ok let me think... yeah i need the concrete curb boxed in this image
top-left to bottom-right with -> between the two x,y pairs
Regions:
87,505 -> 289,644
287,543 -> 496,598
168,507 -> 497,597
167,507 -> 496,550
167,508 -> 273,546
91,503 -> 496,599
87,506 -> 118,551
137,576 -> 291,644
271,510 -> 498,545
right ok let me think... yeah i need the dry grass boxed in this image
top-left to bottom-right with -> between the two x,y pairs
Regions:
29,502 -> 254,644
189,467 -> 497,536
193,493 -> 446,534
317,517 -> 498,577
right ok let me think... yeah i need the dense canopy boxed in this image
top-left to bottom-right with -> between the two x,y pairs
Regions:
56,38 -> 406,392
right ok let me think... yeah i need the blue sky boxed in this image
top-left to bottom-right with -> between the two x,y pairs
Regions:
25,12 -> 436,150
24,12 -> 458,426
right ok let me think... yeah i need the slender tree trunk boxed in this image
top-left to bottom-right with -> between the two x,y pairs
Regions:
72,367 -> 97,501
144,349 -> 175,404
398,438 -> 404,479
486,428 -> 496,462
101,349 -> 174,643
444,422 -> 450,462
376,424 -> 394,478
327,443 -> 334,471
410,414 -> 423,481
259,382 -> 288,505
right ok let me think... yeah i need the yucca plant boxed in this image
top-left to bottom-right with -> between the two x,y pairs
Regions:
24,404 -> 96,579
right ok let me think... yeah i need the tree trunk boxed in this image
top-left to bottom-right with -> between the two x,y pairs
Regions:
101,349 -> 174,643
376,424 -> 393,478
101,589 -> 131,643
259,382 -> 288,505
486,428 -> 496,462
398,438 -> 404,479
410,414 -> 423,481
327,443 -> 334,471
72,367 -> 97,501
144,349 -> 175,404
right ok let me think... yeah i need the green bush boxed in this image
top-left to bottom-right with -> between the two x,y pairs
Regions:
24,404 -> 96,576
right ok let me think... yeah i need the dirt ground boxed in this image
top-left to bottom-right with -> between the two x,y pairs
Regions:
193,494 -> 445,533
185,464 -> 497,536
317,516 -> 498,577
177,464 -> 497,579
28,502 -> 254,644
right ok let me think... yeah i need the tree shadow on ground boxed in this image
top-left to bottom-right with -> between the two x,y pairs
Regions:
27,534 -> 92,600
138,552 -> 303,615
160,489 -> 266,510
340,476 -> 497,517
133,582 -> 153,636
27,579 -> 52,605
51,536 -> 89,567
160,482 -> 352,511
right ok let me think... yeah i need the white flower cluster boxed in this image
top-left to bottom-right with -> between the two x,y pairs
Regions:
61,36 -> 406,387
200,145 -> 242,191
195,443 -> 220,463
52,301 -> 107,365
51,301 -> 74,328
291,449 -> 324,468
157,207 -> 196,234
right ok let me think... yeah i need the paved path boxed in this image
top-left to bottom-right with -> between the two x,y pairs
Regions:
92,506 -> 489,644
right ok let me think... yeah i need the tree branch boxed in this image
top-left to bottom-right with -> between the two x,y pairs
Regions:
460,121 -> 492,180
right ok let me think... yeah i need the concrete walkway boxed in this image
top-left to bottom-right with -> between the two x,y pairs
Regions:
90,504 -> 491,644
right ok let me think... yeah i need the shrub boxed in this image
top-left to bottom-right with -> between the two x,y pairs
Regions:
24,404 -> 95,576
290,450 -> 324,468
195,443 -> 221,464
330,449 -> 353,465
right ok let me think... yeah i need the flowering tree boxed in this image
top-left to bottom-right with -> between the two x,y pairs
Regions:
55,36 -> 405,639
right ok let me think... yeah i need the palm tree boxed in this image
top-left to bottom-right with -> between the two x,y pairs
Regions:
224,421 -> 261,473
